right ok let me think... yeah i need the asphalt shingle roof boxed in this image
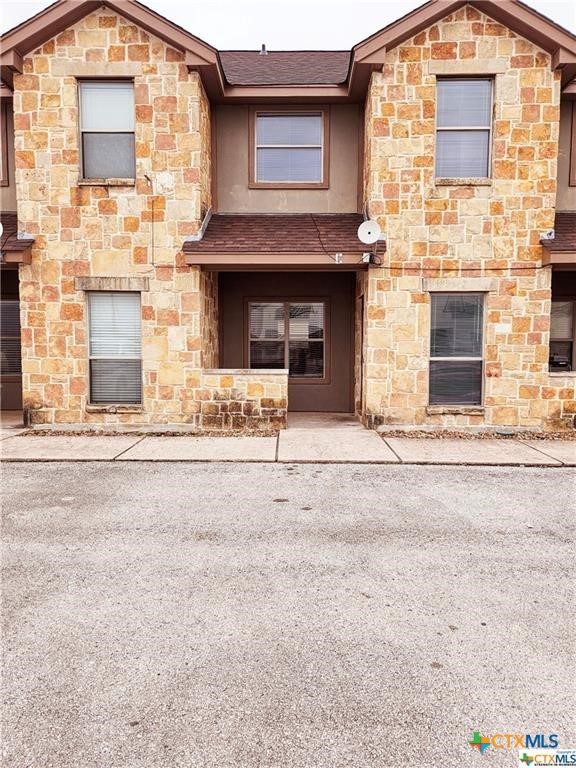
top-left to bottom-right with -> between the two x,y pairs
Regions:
183,214 -> 366,254
219,51 -> 351,85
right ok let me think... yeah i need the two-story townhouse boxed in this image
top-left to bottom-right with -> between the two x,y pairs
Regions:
0,0 -> 575,431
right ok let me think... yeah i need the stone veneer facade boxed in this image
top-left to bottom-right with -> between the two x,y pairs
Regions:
14,8 -> 226,426
8,3 -> 575,431
362,5 -> 574,429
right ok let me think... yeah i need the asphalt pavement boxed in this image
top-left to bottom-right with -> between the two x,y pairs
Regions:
2,462 -> 575,767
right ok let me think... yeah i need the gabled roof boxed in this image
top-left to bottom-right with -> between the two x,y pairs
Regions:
0,0 -> 222,93
1,0 -> 576,100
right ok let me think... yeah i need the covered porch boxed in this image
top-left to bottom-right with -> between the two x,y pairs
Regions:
187,213 -> 371,426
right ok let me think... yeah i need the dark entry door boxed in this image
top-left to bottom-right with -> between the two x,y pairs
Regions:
220,272 -> 354,412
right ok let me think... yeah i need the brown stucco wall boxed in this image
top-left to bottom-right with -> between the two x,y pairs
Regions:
1,101 -> 17,212
214,104 -> 361,214
219,271 -> 355,412
557,100 -> 576,211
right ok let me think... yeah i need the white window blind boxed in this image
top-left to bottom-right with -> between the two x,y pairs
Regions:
436,79 -> 492,178
551,301 -> 573,339
255,114 -> 323,183
79,81 -> 135,179
88,292 -> 141,404
0,300 -> 22,376
549,301 -> 575,372
429,293 -> 484,405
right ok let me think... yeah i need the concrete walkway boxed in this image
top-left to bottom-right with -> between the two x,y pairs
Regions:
1,412 -> 575,465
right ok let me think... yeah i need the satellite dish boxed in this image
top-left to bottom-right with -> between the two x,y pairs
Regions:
357,220 -> 381,245
0,222 -> 3,238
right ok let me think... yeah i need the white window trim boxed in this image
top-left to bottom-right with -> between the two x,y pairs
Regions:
87,291 -> 142,406
78,79 -> 136,182
435,77 -> 494,181
428,292 -> 485,407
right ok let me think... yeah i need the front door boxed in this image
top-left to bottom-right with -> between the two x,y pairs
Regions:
219,272 -> 354,412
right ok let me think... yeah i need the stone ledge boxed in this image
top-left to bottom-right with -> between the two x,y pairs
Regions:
422,277 -> 496,292
75,276 -> 150,292
203,369 -> 289,376
428,58 -> 507,75
85,405 -> 144,414
549,372 -> 576,378
435,178 -> 492,186
78,178 -> 136,187
426,406 -> 485,416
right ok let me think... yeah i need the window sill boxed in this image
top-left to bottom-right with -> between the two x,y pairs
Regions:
248,182 -> 329,190
426,406 -> 485,416
78,178 -> 136,187
549,371 -> 576,377
86,405 -> 143,414
435,178 -> 492,187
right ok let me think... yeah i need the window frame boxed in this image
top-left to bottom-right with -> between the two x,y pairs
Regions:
0,100 -> 9,187
428,292 -> 485,406
78,79 -> 136,182
570,101 -> 576,188
549,299 -> 576,372
87,291 -> 142,406
248,106 -> 330,189
435,77 -> 494,181
244,297 -> 331,384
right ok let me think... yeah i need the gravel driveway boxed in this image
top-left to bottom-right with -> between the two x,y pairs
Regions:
2,462 -> 575,767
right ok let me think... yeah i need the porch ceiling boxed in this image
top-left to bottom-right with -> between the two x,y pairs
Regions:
183,213 -> 373,268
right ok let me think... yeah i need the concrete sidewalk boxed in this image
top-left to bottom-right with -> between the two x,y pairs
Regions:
1,422 -> 574,466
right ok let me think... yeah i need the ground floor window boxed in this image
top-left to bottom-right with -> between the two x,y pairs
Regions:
0,300 -> 22,377
88,291 -> 142,404
248,301 -> 325,379
429,293 -> 484,405
549,301 -> 575,372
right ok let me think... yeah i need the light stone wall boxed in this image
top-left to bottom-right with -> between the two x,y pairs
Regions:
362,5 -> 574,429
14,8 -> 216,425
198,370 -> 287,430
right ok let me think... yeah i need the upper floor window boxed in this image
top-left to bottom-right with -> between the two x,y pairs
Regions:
250,109 -> 329,188
79,81 -> 135,180
436,79 -> 492,179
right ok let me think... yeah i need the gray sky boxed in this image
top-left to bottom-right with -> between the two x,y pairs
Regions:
1,0 -> 575,48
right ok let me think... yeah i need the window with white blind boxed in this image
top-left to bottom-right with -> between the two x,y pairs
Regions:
429,293 -> 484,405
79,81 -> 135,179
88,292 -> 142,404
549,301 -> 575,372
248,302 -> 325,378
0,300 -> 22,376
436,79 -> 492,178
251,111 -> 328,186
